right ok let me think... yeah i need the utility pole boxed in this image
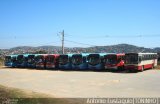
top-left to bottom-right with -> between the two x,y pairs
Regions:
62,30 -> 64,54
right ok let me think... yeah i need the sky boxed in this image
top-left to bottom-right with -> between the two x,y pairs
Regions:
0,0 -> 160,49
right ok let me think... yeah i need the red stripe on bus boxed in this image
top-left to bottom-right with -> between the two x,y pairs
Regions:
143,64 -> 153,69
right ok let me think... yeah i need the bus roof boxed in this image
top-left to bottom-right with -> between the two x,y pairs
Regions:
5,55 -> 18,57
35,54 -> 48,57
105,53 -> 125,56
28,54 -> 41,57
46,54 -> 60,57
125,53 -> 157,55
60,54 -> 73,57
88,53 -> 115,56
72,53 -> 90,56
17,54 -> 30,57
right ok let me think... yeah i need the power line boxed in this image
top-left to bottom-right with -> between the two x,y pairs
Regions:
65,34 -> 160,39
64,34 -> 160,47
29,41 -> 61,46
65,39 -> 96,47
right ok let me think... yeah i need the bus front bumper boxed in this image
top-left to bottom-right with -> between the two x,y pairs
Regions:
105,66 -> 118,70
125,65 -> 142,71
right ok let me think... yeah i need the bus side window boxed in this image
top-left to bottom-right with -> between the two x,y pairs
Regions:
143,55 -> 146,60
142,55 -> 144,60
149,55 -> 151,60
139,56 -> 142,62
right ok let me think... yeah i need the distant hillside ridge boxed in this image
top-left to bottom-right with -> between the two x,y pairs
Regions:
0,44 -> 160,55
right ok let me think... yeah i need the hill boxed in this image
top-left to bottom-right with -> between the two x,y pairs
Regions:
0,44 -> 159,56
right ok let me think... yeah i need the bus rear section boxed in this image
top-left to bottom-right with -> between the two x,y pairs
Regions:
17,54 -> 29,68
35,54 -> 47,69
104,53 -> 125,71
125,53 -> 158,72
87,53 -> 106,70
59,54 -> 72,70
72,53 -> 89,70
45,54 -> 59,69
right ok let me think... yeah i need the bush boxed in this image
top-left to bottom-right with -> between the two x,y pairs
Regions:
0,57 -> 4,66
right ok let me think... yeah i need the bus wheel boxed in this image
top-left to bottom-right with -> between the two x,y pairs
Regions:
141,66 -> 144,72
121,65 -> 125,71
118,66 -> 124,71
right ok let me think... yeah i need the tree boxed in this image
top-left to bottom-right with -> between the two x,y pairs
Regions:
33,50 -> 48,54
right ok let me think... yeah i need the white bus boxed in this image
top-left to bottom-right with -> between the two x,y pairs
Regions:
125,53 -> 158,71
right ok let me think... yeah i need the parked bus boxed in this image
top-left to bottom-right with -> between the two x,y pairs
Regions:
72,53 -> 89,70
17,54 -> 29,68
87,53 -> 107,70
35,54 -> 47,69
59,54 -> 72,69
5,55 -> 17,67
27,54 -> 39,68
45,54 -> 60,69
125,53 -> 158,71
104,53 -> 125,70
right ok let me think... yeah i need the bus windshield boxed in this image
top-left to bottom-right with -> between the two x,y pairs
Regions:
125,54 -> 138,64
28,55 -> 35,64
35,56 -> 44,63
5,56 -> 11,62
17,55 -> 24,63
88,54 -> 100,65
72,55 -> 82,65
46,56 -> 55,63
11,57 -> 16,62
59,55 -> 68,65
105,55 -> 117,64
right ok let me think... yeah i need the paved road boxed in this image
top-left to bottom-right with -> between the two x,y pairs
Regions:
0,68 -> 160,97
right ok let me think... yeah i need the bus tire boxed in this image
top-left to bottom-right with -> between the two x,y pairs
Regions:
141,66 -> 144,72
118,66 -> 123,71
121,65 -> 125,71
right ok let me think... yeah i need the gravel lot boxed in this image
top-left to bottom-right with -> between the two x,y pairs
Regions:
0,67 -> 160,98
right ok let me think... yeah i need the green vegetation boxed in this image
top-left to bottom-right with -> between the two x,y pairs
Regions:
1,44 -> 160,55
32,50 -> 48,54
0,85 -> 83,104
0,57 -> 4,67
0,85 -> 52,98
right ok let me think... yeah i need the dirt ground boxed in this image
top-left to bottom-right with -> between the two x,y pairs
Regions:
0,67 -> 160,98
0,84 -> 83,104
0,84 -> 52,98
